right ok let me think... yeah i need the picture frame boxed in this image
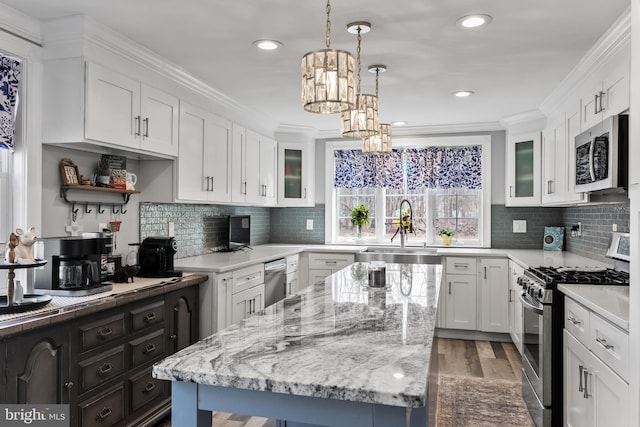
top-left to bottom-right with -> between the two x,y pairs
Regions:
60,158 -> 80,186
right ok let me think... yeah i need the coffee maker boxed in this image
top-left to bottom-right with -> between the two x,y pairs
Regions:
138,237 -> 182,278
35,236 -> 113,296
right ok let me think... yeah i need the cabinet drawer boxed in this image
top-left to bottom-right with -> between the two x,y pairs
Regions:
79,313 -> 125,352
78,345 -> 125,394
231,264 -> 264,294
589,313 -> 629,381
445,257 -> 477,275
565,297 -> 590,344
129,368 -> 167,412
129,329 -> 166,369
307,253 -> 354,270
130,300 -> 165,332
286,255 -> 299,274
79,386 -> 125,427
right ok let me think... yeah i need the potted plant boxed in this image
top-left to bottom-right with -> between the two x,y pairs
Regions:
350,204 -> 370,239
95,156 -> 111,187
439,228 -> 455,246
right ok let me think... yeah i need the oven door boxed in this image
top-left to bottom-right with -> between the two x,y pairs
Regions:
520,292 -> 553,407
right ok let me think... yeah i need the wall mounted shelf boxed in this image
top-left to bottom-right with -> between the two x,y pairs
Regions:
60,185 -> 140,220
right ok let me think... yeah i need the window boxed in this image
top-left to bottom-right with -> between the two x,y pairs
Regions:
326,136 -> 491,247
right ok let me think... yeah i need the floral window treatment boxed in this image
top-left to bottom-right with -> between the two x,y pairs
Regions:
0,55 -> 21,151
334,145 -> 482,190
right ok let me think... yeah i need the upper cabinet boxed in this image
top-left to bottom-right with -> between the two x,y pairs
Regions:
231,125 -> 277,206
277,141 -> 315,207
43,59 -> 179,158
505,131 -> 541,206
580,40 -> 630,131
177,101 -> 232,203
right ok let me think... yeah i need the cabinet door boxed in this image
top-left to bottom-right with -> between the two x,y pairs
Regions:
230,285 -> 265,325
508,261 -> 524,353
308,269 -> 332,286
581,79 -> 604,131
478,258 -> 509,333
85,62 -> 140,148
278,142 -> 313,206
564,330 -> 591,427
177,101 -> 207,201
166,286 -> 199,353
506,132 -> 541,206
542,116 -> 569,205
590,350 -> 629,427
231,124 -> 247,203
203,114 -> 232,202
601,44 -> 630,118
260,137 -> 278,205
140,84 -> 179,157
244,129 -> 262,204
6,327 -> 71,404
444,274 -> 477,330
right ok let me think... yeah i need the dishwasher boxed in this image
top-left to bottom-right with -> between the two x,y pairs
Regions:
264,258 -> 287,307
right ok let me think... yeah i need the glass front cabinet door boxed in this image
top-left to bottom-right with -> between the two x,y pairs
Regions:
277,141 -> 314,206
506,131 -> 541,206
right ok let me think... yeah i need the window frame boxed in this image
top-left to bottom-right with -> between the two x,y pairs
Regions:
324,135 -> 492,247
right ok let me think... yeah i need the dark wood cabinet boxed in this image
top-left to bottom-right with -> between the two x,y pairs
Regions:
0,282 -> 201,427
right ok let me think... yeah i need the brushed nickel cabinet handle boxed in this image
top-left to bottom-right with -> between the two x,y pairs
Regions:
484,266 -> 487,279
143,117 -> 149,137
448,281 -> 452,295
135,116 -> 141,136
144,312 -> 157,323
594,94 -> 599,115
97,327 -> 113,340
599,90 -> 605,112
583,369 -> 591,399
143,344 -> 156,354
578,365 -> 584,392
96,407 -> 113,421
568,315 -> 581,325
596,336 -> 614,350
96,363 -> 113,377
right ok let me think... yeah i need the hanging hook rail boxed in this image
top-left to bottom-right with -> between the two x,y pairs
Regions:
60,186 -> 138,217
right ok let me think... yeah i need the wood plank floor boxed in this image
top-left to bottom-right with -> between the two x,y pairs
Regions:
154,338 -> 523,427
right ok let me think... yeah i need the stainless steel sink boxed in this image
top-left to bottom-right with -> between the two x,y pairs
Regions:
356,247 -> 441,264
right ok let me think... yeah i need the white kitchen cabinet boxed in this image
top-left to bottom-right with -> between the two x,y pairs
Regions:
508,260 -> 524,354
277,141 -> 315,206
230,284 -> 265,325
443,257 -> 477,331
231,125 -> 277,205
541,115 -> 567,205
306,252 -> 355,286
564,330 -> 629,427
580,40 -> 630,131
177,101 -> 231,202
505,131 -> 541,206
478,258 -> 509,333
286,255 -> 299,296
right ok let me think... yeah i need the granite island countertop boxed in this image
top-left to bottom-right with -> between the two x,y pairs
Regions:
153,262 -> 442,408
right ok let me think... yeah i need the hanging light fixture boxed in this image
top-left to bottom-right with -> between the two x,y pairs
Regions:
340,22 -> 379,139
362,65 -> 392,153
301,0 -> 356,114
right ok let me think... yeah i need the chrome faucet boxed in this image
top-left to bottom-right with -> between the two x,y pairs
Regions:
398,199 -> 413,248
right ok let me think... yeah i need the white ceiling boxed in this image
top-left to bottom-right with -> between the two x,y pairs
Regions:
1,0 -> 631,135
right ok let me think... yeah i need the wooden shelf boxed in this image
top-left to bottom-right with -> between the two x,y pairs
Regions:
61,185 -> 140,195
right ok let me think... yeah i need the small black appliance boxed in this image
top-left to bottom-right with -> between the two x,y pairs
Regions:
138,237 -> 182,278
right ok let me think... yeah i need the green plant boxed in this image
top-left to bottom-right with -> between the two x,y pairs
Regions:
439,228 -> 455,237
350,204 -> 370,231
95,156 -> 110,176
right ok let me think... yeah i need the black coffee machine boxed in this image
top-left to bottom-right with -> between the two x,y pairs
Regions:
138,237 -> 182,278
35,236 -> 113,296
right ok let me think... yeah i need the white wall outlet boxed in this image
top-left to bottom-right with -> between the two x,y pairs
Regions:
306,219 -> 313,230
612,223 -> 618,232
513,220 -> 527,233
168,222 -> 175,237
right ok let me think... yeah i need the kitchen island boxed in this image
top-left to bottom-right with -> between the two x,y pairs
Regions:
153,262 -> 442,427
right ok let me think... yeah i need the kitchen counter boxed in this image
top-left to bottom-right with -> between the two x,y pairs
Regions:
153,262 -> 442,426
0,274 -> 207,338
176,244 -> 610,273
559,284 -> 629,330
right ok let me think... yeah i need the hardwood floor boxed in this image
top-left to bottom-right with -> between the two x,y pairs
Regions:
154,338 -> 524,427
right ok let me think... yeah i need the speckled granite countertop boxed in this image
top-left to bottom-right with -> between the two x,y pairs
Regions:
153,262 -> 442,408
559,284 -> 629,331
0,274 -> 207,338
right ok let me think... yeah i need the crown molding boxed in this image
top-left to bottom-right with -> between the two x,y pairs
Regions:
42,15 -> 279,133
0,3 -> 42,47
315,120 -> 503,139
540,7 -> 631,115
500,109 -> 546,129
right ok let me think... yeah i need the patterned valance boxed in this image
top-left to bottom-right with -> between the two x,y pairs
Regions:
335,145 -> 482,190
0,55 -> 20,151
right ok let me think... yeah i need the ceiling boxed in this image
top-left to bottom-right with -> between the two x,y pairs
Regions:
1,0 -> 631,135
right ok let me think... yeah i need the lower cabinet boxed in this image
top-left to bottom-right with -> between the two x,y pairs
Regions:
306,252 -> 355,287
478,258 -> 509,333
445,273 -> 477,330
0,284 -> 199,427
508,260 -> 524,353
230,284 -> 265,325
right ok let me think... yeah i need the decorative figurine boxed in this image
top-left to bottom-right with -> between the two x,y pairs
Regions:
14,226 -> 38,262
5,232 -> 19,263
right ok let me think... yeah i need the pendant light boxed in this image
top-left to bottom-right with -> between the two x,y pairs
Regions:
362,65 -> 392,153
301,0 -> 356,114
340,22 -> 379,139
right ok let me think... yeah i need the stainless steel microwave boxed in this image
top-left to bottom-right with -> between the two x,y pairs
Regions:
574,114 -> 628,193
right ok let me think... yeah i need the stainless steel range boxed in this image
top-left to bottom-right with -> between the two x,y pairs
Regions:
518,262 -> 630,427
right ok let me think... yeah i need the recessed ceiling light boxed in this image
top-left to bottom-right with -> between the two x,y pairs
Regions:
391,121 -> 407,126
453,90 -> 474,97
252,39 -> 283,50
456,14 -> 492,29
